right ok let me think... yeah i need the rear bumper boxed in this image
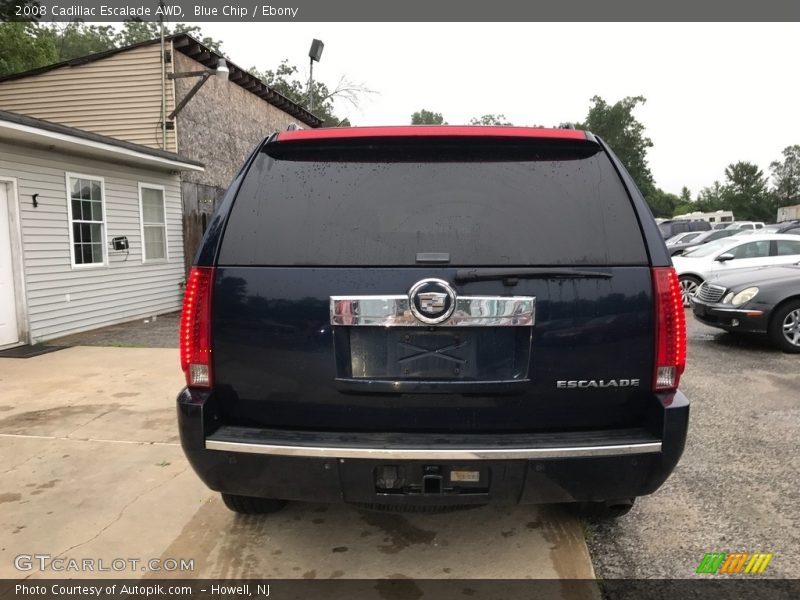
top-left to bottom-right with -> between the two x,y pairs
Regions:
177,388 -> 689,505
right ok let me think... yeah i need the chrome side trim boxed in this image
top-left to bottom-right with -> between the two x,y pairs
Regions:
205,440 -> 661,460
330,295 -> 535,327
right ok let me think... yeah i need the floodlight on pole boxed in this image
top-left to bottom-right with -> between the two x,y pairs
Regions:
216,58 -> 229,81
308,39 -> 324,112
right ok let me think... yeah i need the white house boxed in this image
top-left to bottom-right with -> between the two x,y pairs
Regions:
0,109 -> 203,347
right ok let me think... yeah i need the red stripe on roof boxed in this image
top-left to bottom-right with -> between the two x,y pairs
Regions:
276,126 -> 589,142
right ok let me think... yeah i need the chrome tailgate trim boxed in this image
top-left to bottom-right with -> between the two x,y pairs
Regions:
330,295 -> 535,327
205,439 -> 661,460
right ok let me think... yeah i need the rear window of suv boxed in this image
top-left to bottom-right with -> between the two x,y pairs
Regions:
219,138 -> 648,266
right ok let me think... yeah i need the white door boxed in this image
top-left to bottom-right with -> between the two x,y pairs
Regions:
0,183 -> 20,346
714,240 -> 773,273
773,239 -> 800,265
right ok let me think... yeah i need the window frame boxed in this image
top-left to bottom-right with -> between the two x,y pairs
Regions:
66,172 -> 107,270
137,182 -> 169,264
724,240 -> 771,260
775,239 -> 800,256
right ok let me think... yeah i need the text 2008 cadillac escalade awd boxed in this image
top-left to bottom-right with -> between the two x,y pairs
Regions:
177,126 -> 688,519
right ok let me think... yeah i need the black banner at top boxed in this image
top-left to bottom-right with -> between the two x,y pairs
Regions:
3,0 -> 800,22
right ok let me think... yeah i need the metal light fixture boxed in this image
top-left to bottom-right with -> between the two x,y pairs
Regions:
308,39 -> 324,112
167,57 -> 230,120
216,58 -> 229,81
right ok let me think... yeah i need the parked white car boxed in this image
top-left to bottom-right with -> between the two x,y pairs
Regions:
672,234 -> 800,305
725,221 -> 765,230
665,231 -> 705,246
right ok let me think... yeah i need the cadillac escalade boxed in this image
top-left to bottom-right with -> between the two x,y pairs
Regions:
177,126 -> 689,519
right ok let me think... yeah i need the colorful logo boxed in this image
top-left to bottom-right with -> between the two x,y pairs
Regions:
696,552 -> 773,575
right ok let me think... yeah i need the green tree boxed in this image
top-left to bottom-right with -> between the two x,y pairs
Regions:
114,21 -> 160,46
0,20 -> 222,78
696,181 -> 725,213
0,22 -> 56,76
577,95 -> 655,198
114,21 -> 222,53
646,188 -> 679,218
770,144 -> 800,207
469,114 -> 512,126
48,22 -> 117,60
411,109 -> 446,125
672,186 -> 694,216
249,60 -> 371,126
722,161 -> 773,222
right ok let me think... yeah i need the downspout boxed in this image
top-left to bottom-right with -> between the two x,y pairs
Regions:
159,7 -> 167,150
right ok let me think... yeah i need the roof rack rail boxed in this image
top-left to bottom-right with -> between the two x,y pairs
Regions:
286,123 -> 303,131
558,122 -> 576,129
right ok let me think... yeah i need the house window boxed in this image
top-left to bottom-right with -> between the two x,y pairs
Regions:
68,174 -> 105,267
139,184 -> 168,262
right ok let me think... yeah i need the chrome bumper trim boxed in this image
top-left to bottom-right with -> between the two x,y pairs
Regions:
330,295 -> 535,327
205,440 -> 661,460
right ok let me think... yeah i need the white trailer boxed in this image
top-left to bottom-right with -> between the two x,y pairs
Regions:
777,204 -> 800,222
672,210 -> 734,224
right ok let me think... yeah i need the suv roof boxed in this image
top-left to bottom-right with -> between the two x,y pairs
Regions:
276,125 -> 593,143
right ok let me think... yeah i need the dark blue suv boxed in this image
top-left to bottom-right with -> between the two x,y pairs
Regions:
177,126 -> 688,519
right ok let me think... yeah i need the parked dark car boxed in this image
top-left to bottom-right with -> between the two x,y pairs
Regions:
668,228 -> 739,256
658,219 -> 711,240
177,126 -> 689,520
766,220 -> 800,235
691,264 -> 800,352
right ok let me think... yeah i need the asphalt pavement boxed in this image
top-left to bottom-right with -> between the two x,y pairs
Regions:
586,310 -> 799,580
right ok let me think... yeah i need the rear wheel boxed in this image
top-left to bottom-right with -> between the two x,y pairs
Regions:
575,498 -> 635,521
678,275 -> 702,307
769,300 -> 800,353
221,493 -> 288,514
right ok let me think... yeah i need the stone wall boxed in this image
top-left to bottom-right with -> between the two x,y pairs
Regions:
173,50 -> 298,189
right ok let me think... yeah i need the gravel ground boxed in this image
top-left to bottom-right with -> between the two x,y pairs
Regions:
587,310 -> 799,581
44,311 -> 180,348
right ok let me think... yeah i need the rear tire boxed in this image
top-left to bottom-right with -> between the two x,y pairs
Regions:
678,275 -> 702,307
768,300 -> 800,353
221,493 -> 288,514
575,498 -> 635,521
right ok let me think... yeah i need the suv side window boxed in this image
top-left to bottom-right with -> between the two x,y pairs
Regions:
776,240 -> 800,256
728,241 -> 770,259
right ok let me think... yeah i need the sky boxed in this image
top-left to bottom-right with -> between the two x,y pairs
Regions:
193,22 -> 799,196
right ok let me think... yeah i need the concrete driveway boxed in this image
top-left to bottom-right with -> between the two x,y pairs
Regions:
0,347 -> 596,586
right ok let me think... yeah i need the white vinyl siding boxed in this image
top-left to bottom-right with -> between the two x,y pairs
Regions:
0,141 -> 185,342
138,183 -> 168,262
67,173 -> 106,268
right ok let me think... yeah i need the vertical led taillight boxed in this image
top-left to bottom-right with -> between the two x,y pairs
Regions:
180,267 -> 215,388
652,267 -> 686,391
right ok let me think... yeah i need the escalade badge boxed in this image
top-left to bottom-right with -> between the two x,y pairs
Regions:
409,278 -> 457,325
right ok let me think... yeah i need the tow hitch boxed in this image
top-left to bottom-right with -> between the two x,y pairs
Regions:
375,464 -> 486,495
